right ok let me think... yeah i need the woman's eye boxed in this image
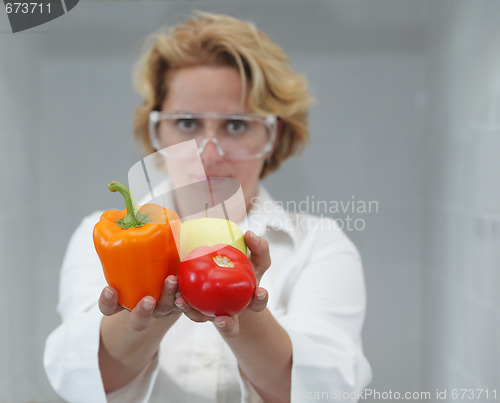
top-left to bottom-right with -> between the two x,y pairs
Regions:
226,119 -> 248,134
175,119 -> 197,132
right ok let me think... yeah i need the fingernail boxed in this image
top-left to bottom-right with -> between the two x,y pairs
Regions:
104,288 -> 114,301
256,292 -> 266,301
167,278 -> 177,286
249,231 -> 258,244
175,301 -> 184,309
143,298 -> 155,311
215,320 -> 226,328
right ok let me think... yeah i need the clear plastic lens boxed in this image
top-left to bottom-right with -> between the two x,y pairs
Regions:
175,118 -> 198,133
225,119 -> 248,135
149,112 -> 276,160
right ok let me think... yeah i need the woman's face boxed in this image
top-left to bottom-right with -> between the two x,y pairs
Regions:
160,66 -> 269,211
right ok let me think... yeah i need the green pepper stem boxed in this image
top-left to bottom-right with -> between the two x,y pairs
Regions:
108,181 -> 150,229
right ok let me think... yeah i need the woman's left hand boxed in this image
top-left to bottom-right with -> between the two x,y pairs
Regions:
174,230 -> 271,337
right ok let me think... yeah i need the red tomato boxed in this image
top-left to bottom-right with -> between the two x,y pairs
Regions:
177,244 -> 256,317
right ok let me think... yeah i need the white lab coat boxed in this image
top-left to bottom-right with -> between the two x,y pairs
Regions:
44,186 -> 372,402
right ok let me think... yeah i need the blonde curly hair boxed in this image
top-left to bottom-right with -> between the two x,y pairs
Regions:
133,11 -> 314,178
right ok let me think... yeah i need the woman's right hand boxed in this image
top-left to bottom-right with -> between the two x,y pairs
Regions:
98,275 -> 181,331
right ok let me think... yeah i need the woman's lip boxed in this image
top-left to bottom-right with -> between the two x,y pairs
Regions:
194,175 -> 231,181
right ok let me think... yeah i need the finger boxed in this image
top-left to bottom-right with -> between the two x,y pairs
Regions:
174,296 -> 210,323
129,296 -> 156,331
246,287 -> 268,313
213,316 -> 239,338
98,286 -> 124,316
245,231 -> 271,280
153,275 -> 179,318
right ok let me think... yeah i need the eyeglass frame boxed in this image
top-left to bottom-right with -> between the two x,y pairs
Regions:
148,111 -> 278,160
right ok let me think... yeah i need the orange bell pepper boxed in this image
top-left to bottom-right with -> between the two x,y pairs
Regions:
93,181 -> 180,310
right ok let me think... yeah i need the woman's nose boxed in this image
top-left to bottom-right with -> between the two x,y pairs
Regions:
198,138 -> 224,163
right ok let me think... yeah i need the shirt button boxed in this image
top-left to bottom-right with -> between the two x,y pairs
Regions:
200,351 -> 214,367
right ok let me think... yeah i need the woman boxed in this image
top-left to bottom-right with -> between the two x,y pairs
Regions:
44,11 -> 372,403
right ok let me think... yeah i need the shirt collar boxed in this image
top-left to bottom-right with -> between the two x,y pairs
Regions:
246,186 -> 299,250
141,179 -> 299,250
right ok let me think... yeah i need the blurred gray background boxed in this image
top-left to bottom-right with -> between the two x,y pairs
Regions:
1,0 -> 499,401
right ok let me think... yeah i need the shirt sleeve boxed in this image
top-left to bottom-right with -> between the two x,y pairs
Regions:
281,216 -> 372,402
43,212 -> 161,403
244,215 -> 370,403
43,212 -> 108,402
44,304 -> 106,403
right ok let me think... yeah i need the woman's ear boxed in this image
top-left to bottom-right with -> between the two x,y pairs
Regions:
260,118 -> 282,179
277,118 -> 283,134
274,118 -> 283,149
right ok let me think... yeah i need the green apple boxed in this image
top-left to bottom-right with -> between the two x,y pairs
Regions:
180,217 -> 247,260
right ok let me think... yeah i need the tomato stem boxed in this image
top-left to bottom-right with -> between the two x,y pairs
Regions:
213,255 -> 234,268
108,181 -> 150,229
